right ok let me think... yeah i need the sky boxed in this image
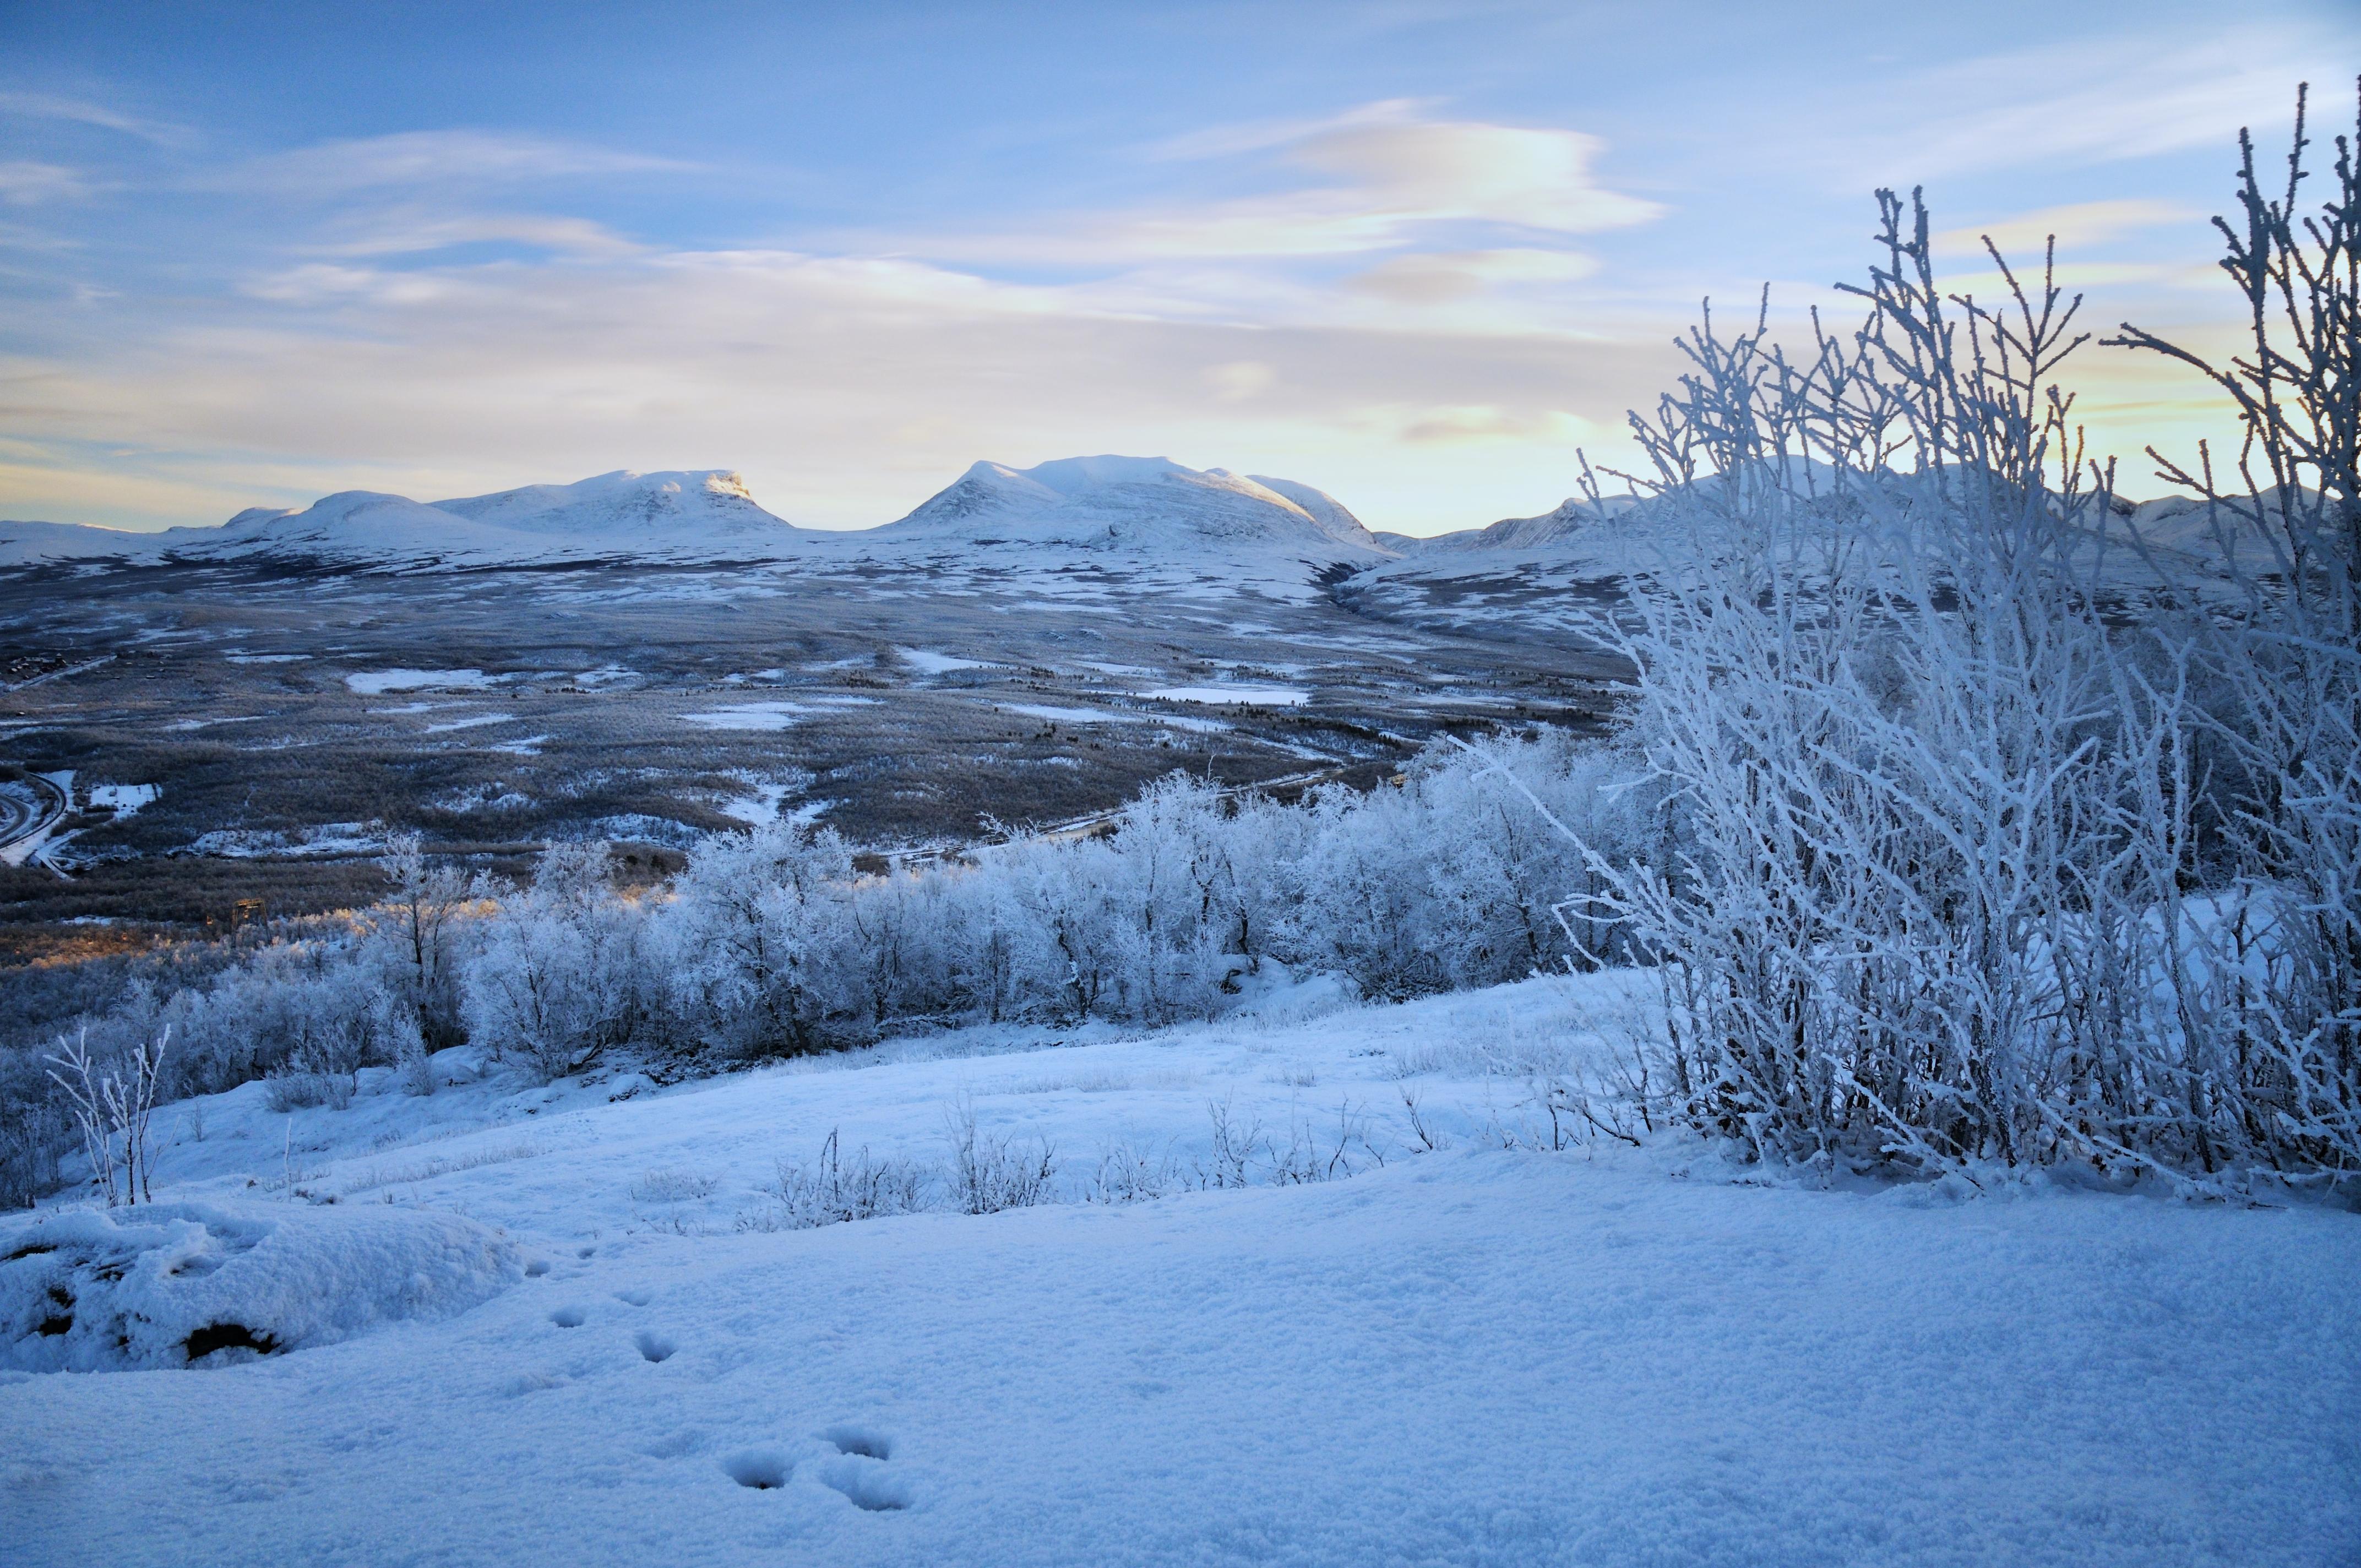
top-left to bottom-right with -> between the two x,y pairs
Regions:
1,1 -> 2355,536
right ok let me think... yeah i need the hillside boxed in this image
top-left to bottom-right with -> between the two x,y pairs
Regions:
3,974 -> 2351,1567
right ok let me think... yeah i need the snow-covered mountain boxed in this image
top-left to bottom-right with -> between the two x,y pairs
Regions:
429,470 -> 796,547
2,460 -> 1395,579
877,456 -> 1390,560
0,471 -> 808,569
1401,495 -> 1639,555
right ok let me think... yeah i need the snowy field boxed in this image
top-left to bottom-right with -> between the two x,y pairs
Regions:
4,974 -> 2354,1568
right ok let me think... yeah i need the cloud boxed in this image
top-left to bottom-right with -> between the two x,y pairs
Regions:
929,102 -> 1659,264
1868,27 -> 2347,180
310,210 -> 645,258
0,90 -> 188,145
1288,109 -> 1658,234
1347,248 -> 1598,305
0,161 -> 95,205
1933,199 -> 2194,258
0,242 -> 1685,534
1396,404 -> 1582,445
1204,360 -> 1276,401
207,130 -> 694,197
238,263 -> 461,306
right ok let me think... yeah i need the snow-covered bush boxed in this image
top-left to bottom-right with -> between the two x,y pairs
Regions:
2104,83 -> 2361,1175
648,825 -> 863,1057
1557,88 -> 2359,1184
463,841 -> 643,1081
0,1200 -> 521,1371
946,1099 -> 1058,1213
3,729 -> 1644,1206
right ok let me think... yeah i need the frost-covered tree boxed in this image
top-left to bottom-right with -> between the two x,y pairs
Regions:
463,842 -> 641,1081
650,823 -> 858,1057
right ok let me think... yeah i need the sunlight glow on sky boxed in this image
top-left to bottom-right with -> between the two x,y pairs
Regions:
2,1 -> 2355,535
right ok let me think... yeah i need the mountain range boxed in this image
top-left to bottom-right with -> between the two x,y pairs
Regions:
0,457 -> 2243,587
0,459 -> 1391,571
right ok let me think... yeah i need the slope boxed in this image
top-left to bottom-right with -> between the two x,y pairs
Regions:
3,975 -> 2351,1568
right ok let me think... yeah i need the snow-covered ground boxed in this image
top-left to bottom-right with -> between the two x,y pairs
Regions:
3,974 -> 2354,1567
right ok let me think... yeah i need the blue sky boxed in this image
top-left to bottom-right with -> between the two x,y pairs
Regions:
2,1 -> 2354,534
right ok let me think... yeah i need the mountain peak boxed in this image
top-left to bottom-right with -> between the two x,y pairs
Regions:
432,469 -> 792,538
886,455 -> 1386,559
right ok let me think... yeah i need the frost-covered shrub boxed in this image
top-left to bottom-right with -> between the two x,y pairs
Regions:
462,841 -> 641,1081
738,1131 -> 932,1231
5,716 -> 1649,1200
1558,94 -> 2361,1184
262,1069 -> 346,1114
945,1101 -> 1058,1214
648,825 -> 863,1056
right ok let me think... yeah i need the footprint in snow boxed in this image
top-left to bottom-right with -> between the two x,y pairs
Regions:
634,1331 -> 677,1363
813,1426 -> 909,1511
550,1306 -> 586,1328
813,1453 -> 912,1512
721,1449 -> 791,1490
821,1424 -> 893,1461
614,1289 -> 651,1307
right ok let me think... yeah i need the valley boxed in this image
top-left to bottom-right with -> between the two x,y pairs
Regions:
0,460 -> 1625,935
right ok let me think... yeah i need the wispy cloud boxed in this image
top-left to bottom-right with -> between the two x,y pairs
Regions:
0,90 -> 189,145
0,161 -> 95,205
1933,199 -> 2194,257
206,130 -> 695,197
309,209 -> 646,258
1867,26 -> 2345,181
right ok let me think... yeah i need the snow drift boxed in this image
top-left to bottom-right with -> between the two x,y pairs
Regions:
0,1200 -> 521,1373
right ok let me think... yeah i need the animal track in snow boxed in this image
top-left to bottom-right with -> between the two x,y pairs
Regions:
523,1260 -> 551,1278
721,1449 -> 790,1490
634,1331 -> 676,1363
614,1288 -> 652,1306
814,1454 -> 911,1512
822,1424 -> 894,1461
549,1306 -> 586,1328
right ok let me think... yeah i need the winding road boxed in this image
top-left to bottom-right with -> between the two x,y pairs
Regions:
0,770 -> 71,871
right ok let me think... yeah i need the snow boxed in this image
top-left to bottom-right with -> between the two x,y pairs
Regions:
4,473 -> 809,573
1,975 -> 2351,1566
86,783 -> 160,818
993,702 -> 1147,725
679,702 -> 806,732
0,770 -> 72,869
1145,684 -> 1308,706
0,1201 -> 521,1373
422,713 -> 518,734
430,471 -> 801,551
719,780 -> 796,827
189,822 -> 386,858
3,458 -> 1397,601
877,455 -> 1391,567
346,668 -> 496,695
895,647 -> 992,675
